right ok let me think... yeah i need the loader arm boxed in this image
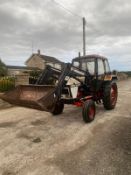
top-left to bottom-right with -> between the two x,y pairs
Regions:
36,65 -> 61,85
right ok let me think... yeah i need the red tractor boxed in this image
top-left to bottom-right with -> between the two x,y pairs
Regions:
1,55 -> 118,123
72,55 -> 118,122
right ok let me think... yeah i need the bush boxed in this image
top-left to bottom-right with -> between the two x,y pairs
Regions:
29,70 -> 42,84
0,59 -> 7,76
29,76 -> 38,84
0,77 -> 15,92
29,70 -> 42,77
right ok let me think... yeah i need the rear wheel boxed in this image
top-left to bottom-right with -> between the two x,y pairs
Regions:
103,82 -> 118,110
52,101 -> 64,115
82,100 -> 96,123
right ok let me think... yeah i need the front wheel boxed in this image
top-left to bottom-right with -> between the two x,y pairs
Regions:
52,101 -> 64,115
103,82 -> 118,110
82,100 -> 96,123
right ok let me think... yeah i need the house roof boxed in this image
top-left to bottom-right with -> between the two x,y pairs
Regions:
40,54 -> 62,63
26,53 -> 63,64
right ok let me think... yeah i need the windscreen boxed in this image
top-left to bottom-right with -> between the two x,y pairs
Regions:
81,58 -> 95,75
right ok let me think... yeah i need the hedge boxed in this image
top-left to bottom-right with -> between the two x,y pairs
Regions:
0,77 -> 15,92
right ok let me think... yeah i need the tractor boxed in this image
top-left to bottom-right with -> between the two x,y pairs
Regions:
0,55 -> 118,123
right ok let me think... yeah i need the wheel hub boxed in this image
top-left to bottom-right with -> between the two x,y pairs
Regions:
111,85 -> 117,105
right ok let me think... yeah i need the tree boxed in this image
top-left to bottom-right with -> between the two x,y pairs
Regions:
0,59 -> 7,76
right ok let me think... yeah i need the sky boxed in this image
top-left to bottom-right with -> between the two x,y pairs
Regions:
0,0 -> 131,71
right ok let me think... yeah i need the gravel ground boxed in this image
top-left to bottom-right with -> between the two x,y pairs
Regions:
0,79 -> 130,175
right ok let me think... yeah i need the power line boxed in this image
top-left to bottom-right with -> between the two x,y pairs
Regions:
52,0 -> 87,55
53,1 -> 89,28
53,1 -> 90,26
53,0 -> 82,19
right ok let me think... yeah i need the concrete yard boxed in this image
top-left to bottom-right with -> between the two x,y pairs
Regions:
0,79 -> 131,175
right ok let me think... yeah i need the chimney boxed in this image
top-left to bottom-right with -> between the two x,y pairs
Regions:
37,49 -> 41,55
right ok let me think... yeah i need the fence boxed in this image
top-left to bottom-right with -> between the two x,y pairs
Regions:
0,76 -> 15,92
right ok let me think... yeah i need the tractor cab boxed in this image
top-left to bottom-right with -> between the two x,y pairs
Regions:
72,54 -> 111,76
72,55 -> 113,91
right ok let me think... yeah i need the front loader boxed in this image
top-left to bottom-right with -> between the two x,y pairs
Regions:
0,55 -> 118,123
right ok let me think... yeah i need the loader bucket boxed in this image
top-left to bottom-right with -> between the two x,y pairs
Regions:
0,85 -> 57,112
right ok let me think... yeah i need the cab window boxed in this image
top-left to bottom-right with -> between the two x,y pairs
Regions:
82,62 -> 86,71
82,59 -> 95,75
104,60 -> 110,73
98,59 -> 105,75
73,61 -> 80,67
86,61 -> 95,75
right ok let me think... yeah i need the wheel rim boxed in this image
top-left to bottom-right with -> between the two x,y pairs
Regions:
110,85 -> 117,106
88,106 -> 95,119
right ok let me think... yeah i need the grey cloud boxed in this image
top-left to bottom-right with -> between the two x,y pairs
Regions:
0,0 -> 131,70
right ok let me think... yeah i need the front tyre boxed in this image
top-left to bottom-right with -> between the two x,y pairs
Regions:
82,100 -> 96,123
52,101 -> 64,115
103,82 -> 118,110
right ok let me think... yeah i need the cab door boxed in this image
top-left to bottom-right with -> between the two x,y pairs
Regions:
96,58 -> 105,91
81,58 -> 97,92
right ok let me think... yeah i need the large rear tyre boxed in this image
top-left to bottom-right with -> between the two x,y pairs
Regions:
52,101 -> 64,115
82,100 -> 96,123
103,82 -> 118,110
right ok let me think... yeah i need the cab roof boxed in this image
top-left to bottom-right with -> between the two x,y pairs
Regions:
72,54 -> 108,62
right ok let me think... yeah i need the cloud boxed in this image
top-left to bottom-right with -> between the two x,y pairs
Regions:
0,0 -> 131,70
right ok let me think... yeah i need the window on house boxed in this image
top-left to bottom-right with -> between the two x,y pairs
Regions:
55,64 -> 61,69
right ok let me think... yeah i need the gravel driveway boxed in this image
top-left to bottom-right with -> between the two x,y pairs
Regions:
0,79 -> 130,175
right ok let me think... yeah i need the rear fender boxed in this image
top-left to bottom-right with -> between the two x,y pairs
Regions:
104,75 -> 117,81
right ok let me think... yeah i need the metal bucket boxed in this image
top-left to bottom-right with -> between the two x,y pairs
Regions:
0,85 -> 57,111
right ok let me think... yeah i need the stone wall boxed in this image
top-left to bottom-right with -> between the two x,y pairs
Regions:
26,55 -> 45,69
15,75 -> 30,86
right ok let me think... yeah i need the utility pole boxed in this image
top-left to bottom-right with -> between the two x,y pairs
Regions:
83,17 -> 86,56
31,40 -> 34,54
